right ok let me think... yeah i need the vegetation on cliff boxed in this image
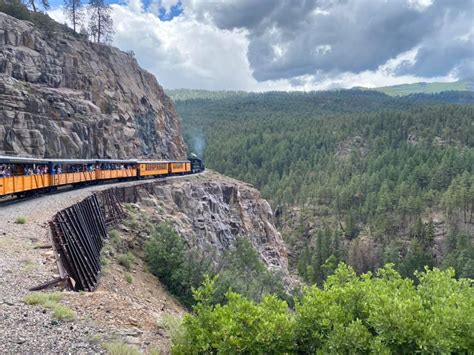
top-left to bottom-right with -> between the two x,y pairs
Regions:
145,223 -> 286,308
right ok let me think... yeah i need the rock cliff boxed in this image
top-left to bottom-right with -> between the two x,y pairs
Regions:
0,12 -> 186,159
116,171 -> 290,275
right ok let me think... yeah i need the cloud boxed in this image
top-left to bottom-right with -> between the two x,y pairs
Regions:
188,0 -> 473,82
48,0 -> 472,91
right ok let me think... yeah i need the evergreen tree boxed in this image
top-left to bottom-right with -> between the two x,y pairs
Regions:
24,0 -> 49,12
88,0 -> 113,44
63,0 -> 83,33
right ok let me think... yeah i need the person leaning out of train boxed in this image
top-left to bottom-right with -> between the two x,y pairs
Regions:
0,165 -> 11,177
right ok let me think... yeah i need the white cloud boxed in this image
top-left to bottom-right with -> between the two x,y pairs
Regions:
48,0 -> 458,92
408,0 -> 433,11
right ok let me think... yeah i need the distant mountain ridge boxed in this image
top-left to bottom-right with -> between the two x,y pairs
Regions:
168,81 -> 474,101
166,78 -> 474,101
357,80 -> 474,96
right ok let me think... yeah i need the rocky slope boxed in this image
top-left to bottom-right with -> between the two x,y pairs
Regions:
117,171 -> 290,274
0,12 -> 186,159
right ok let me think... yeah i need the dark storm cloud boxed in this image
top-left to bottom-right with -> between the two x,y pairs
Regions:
193,0 -> 474,81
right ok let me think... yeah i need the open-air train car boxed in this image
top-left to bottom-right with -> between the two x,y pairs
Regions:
0,155 -> 204,198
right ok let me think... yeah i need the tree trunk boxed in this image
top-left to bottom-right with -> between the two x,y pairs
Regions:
72,1 -> 76,33
97,8 -> 101,43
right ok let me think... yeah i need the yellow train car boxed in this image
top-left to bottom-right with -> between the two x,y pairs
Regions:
1,155 -> 203,199
169,160 -> 191,175
0,156 -> 52,197
138,161 -> 169,177
49,159 -> 97,187
96,159 -> 138,180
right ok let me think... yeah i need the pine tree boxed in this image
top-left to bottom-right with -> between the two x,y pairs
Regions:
89,0 -> 113,44
63,0 -> 83,33
24,0 -> 49,12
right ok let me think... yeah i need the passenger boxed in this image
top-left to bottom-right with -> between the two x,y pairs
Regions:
57,166 -> 62,174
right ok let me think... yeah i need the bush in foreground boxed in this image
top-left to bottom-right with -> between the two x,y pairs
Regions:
173,264 -> 473,354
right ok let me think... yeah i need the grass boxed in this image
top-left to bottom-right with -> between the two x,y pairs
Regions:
122,203 -> 135,213
125,273 -> 133,284
88,334 -> 102,344
21,258 -> 36,273
102,342 -> 140,355
24,292 -> 76,321
125,214 -> 139,229
15,216 -> 27,224
52,304 -> 76,321
101,255 -> 110,267
24,292 -> 63,305
157,314 -> 184,344
118,253 -> 135,271
109,230 -> 120,244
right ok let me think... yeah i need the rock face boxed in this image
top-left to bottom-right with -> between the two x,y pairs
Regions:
0,12 -> 186,159
120,172 -> 290,274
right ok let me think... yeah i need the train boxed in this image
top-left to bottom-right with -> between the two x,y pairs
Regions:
0,154 -> 205,198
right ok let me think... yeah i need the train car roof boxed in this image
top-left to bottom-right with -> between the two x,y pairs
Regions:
48,158 -> 97,164
137,160 -> 170,164
96,159 -> 138,164
0,155 -> 51,164
138,160 -> 190,164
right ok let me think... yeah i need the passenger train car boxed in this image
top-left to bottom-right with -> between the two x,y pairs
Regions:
0,155 -> 204,198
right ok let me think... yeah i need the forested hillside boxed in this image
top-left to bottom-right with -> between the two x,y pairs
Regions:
171,90 -> 474,283
367,80 -> 473,96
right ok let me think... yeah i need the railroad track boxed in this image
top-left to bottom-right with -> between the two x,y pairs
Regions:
0,171 -> 206,208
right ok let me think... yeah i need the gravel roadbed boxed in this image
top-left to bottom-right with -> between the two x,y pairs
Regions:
0,173 -> 205,354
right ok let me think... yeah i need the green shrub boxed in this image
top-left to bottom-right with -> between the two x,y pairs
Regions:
145,224 -> 287,308
173,276 -> 295,354
118,253 -> 134,271
0,0 -> 32,21
15,216 -> 27,224
125,273 -> 133,284
174,264 -> 474,354
0,0 -> 58,33
145,223 -> 204,307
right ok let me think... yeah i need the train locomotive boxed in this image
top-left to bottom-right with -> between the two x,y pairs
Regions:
0,155 -> 205,199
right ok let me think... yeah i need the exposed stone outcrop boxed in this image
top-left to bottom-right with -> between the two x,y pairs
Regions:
0,12 -> 186,159
117,172 -> 290,275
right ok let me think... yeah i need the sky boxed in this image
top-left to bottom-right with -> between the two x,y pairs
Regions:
48,0 -> 474,91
